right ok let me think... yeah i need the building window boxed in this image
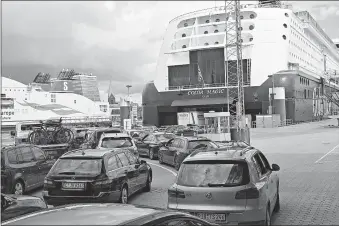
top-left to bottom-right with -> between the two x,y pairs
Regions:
285,13 -> 289,17
74,100 -> 76,104
214,30 -> 219,33
216,18 -> 220,22
205,20 -> 210,23
249,25 -> 254,30
240,15 -> 244,19
204,31 -> 208,34
182,45 -> 187,48
239,27 -> 243,31
51,94 -> 56,103
283,23 -> 287,28
204,43 -> 209,46
249,37 -> 253,42
250,14 -> 255,19
184,23 -> 188,27
215,41 -> 219,44
182,33 -> 186,37
282,35 -> 287,40
240,39 -> 243,43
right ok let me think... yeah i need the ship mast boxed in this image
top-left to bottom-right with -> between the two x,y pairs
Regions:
224,0 -> 246,137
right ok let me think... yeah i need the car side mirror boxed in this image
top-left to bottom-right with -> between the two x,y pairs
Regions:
271,164 -> 280,171
140,160 -> 146,164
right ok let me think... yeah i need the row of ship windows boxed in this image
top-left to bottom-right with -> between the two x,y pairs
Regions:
290,41 -> 320,61
51,97 -> 77,104
291,30 -> 321,52
3,89 -> 26,92
181,37 -> 254,48
290,52 -> 321,69
180,25 -> 255,38
182,14 -> 257,27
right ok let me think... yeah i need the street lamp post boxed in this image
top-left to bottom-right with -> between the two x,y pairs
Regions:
126,85 -> 132,122
268,74 -> 275,127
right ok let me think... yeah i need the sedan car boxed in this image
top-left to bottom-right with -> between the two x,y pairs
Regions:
1,193 -> 47,222
158,136 -> 219,170
42,148 -> 152,206
168,146 -> 280,225
135,132 -> 176,160
2,203 -> 217,225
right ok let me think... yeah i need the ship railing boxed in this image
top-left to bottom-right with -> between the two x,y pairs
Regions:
166,81 -> 251,91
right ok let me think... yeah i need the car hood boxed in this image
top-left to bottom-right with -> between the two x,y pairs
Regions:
4,195 -> 47,210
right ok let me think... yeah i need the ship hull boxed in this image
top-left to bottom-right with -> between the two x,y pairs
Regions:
142,70 -> 339,127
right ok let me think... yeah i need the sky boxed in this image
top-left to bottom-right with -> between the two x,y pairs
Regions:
2,1 -> 339,104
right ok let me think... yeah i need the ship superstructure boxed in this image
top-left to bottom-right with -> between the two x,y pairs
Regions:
142,1 -> 339,126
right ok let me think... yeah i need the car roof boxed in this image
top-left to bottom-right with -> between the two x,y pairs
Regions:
150,132 -> 174,136
61,148 -> 122,158
88,128 -> 121,132
1,144 -> 32,151
184,147 -> 257,162
180,136 -> 210,141
101,133 -> 130,138
2,204 -> 164,225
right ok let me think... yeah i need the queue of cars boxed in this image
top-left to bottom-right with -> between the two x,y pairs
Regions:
1,124 -> 281,225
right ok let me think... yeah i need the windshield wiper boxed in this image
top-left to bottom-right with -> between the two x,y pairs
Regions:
57,172 -> 76,175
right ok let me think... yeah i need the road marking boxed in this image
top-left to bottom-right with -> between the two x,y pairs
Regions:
315,143 -> 339,164
147,162 -> 177,176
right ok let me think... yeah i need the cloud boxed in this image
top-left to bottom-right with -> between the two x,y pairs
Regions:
2,1 -> 339,99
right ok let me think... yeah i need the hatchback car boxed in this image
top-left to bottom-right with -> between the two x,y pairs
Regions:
158,137 -> 219,170
1,144 -> 55,195
136,132 -> 176,160
42,148 -> 152,206
97,133 -> 138,158
2,203 -> 217,225
81,127 -> 122,149
168,146 -> 280,225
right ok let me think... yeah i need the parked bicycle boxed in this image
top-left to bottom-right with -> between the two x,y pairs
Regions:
28,118 -> 74,145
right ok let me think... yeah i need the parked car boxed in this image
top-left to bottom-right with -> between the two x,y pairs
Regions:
136,132 -> 176,160
158,137 -> 219,170
97,133 -> 139,158
1,193 -> 47,222
42,148 -> 152,206
165,125 -> 195,137
81,127 -> 121,149
1,144 -> 55,195
2,203 -> 217,225
125,130 -> 149,142
168,146 -> 280,225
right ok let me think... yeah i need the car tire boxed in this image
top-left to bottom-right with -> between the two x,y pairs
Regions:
143,173 -> 152,192
149,148 -> 155,160
12,180 -> 25,195
274,187 -> 280,213
119,185 -> 128,204
265,204 -> 271,226
174,156 -> 180,171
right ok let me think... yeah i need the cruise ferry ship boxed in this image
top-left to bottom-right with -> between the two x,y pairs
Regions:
1,70 -> 110,129
142,0 -> 339,126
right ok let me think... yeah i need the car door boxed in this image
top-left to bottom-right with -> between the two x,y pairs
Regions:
139,135 -> 152,156
258,151 -> 277,209
125,151 -> 146,190
16,146 -> 39,190
31,146 -> 50,185
116,152 -> 138,195
167,139 -> 181,166
252,152 -> 271,210
162,139 -> 175,164
105,154 -> 124,200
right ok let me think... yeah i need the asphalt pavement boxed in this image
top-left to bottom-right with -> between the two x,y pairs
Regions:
30,119 -> 339,225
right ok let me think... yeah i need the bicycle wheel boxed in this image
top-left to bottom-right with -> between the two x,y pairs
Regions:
54,128 -> 74,144
29,129 -> 48,145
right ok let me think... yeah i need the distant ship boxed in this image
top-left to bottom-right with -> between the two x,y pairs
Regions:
142,0 -> 339,126
1,69 -> 110,128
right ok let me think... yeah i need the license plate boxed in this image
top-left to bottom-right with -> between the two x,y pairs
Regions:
191,212 -> 226,222
62,182 -> 85,190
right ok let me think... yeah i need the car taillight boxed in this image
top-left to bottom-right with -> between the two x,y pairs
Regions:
94,175 -> 111,186
168,187 -> 185,199
44,178 -> 55,188
235,188 -> 259,199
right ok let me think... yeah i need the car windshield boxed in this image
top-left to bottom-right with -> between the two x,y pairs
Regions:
155,134 -> 175,141
188,140 -> 218,149
51,159 -> 102,175
101,137 -> 133,148
177,161 -> 248,187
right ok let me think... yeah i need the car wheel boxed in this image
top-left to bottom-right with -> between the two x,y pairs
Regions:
13,180 -> 24,195
174,156 -> 180,171
119,186 -> 128,204
143,173 -> 152,192
149,148 -> 155,160
274,187 -> 280,213
158,151 -> 164,164
265,205 -> 271,226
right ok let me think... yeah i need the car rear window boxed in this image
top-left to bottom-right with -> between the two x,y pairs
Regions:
188,140 -> 218,149
101,137 -> 133,148
50,158 -> 102,175
155,134 -> 175,141
177,161 -> 249,187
